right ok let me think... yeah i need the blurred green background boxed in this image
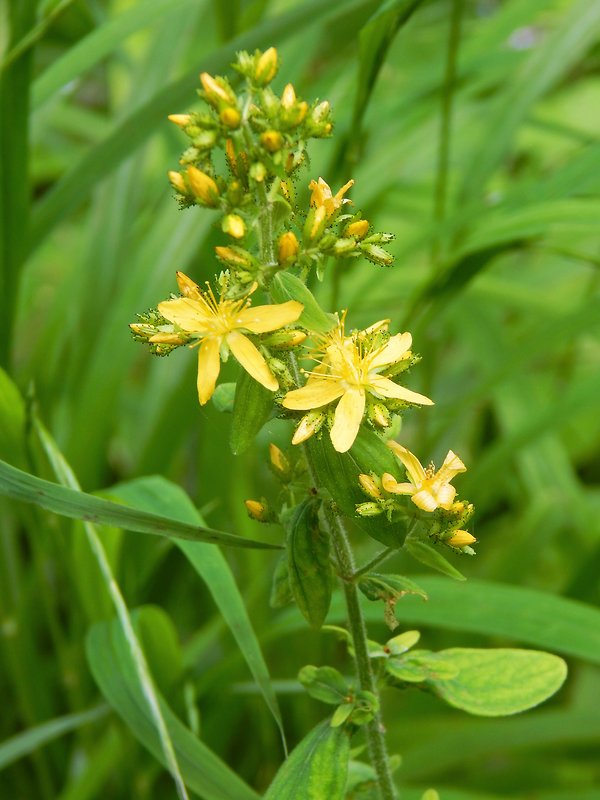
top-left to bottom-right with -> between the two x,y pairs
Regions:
1,0 -> 600,798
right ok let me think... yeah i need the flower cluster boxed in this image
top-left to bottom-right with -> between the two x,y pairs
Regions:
129,47 -> 476,557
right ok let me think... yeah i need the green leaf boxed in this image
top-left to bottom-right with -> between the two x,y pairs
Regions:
426,648 -> 567,717
263,719 -> 350,800
403,537 -> 466,581
230,368 -> 273,455
354,0 -> 424,129
0,705 -> 108,771
308,427 -> 405,547
86,611 -> 260,800
270,552 -> 294,609
108,476 -> 285,748
212,382 -> 236,413
358,573 -> 428,603
386,649 -> 460,683
271,272 -> 335,333
298,665 -> 350,705
0,367 -> 26,465
0,457 -> 280,549
287,498 -> 332,629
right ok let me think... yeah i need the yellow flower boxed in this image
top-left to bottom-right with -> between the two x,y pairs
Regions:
309,177 -> 354,218
158,272 -> 303,405
382,442 -> 466,512
282,318 -> 433,453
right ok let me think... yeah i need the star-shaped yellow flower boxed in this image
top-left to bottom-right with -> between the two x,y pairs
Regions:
309,177 -> 354,218
382,442 -> 466,512
157,272 -> 303,405
282,318 -> 433,453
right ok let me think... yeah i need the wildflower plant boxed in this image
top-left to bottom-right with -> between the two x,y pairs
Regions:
129,48 -> 567,800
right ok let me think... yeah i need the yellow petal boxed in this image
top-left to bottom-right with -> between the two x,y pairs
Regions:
387,442 -> 426,485
411,489 -> 438,513
369,332 -> 412,369
158,297 -> 212,332
368,376 -> 433,406
226,331 -> 278,391
437,450 -> 467,482
330,387 -> 365,453
433,483 -> 456,510
197,337 -> 221,405
334,179 -> 354,201
381,473 -> 415,495
237,300 -> 303,333
176,271 -> 203,300
282,379 -> 344,410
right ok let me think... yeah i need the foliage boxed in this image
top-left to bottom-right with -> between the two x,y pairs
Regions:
1,1 -> 600,799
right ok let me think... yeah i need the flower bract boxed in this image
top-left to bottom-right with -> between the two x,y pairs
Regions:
158,272 -> 303,405
382,442 -> 466,512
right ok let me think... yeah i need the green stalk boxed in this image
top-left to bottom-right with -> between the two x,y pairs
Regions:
254,173 -> 396,798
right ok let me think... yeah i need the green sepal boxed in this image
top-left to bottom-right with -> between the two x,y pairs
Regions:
287,497 -> 332,628
271,271 -> 335,333
403,535 -> 466,581
298,665 -> 350,705
229,369 -> 273,455
308,427 -> 406,547
269,553 -> 294,609
263,718 -> 351,799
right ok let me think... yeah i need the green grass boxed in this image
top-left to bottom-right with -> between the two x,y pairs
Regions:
1,0 -> 600,798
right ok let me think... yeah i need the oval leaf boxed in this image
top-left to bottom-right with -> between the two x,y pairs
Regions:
428,648 -> 567,716
287,498 -> 332,628
230,369 -> 274,454
403,537 -> 466,581
271,272 -> 335,334
264,719 -> 350,800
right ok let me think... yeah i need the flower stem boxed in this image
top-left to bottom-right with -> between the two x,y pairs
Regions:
354,546 -> 396,579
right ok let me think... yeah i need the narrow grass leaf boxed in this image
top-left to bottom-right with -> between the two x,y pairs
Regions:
0,458 -> 281,549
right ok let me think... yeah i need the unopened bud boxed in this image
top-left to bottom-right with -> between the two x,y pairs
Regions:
356,502 -> 384,517
200,72 -> 236,107
303,205 -> 327,244
447,530 -> 477,548
344,219 -> 370,240
269,443 -> 291,480
215,245 -> 254,269
222,214 -> 246,239
168,114 -> 191,128
187,166 -> 220,207
261,130 -> 283,153
254,47 -> 278,85
167,170 -> 187,193
369,403 -> 391,429
278,231 -> 299,263
220,107 -> 241,129
281,83 -> 296,109
358,474 -> 382,499
291,410 -> 325,445
331,238 -> 356,256
149,332 -> 187,345
250,162 -> 267,182
262,329 -> 307,350
245,499 -> 269,522
360,243 -> 394,266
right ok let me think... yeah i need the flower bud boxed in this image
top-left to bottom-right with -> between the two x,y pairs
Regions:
261,130 -> 283,153
262,329 -> 307,350
215,245 -> 254,269
220,107 -> 241,129
186,166 -> 220,207
356,502 -> 384,517
192,129 -> 218,150
250,162 -> 267,182
168,114 -> 191,128
303,205 -> 328,244
358,474 -> 382,499
199,72 -> 236,108
447,530 -> 477,548
245,499 -> 270,522
281,83 -> 296,109
278,231 -> 299,263
331,238 -> 356,256
254,47 -> 278,85
344,219 -> 370,240
269,443 -> 291,480
291,410 -> 325,445
360,243 -> 394,266
167,170 -> 187,194
222,214 -> 245,239
369,403 -> 391,429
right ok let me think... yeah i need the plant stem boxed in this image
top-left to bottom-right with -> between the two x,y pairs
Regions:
256,175 -> 396,799
354,546 -> 396,579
